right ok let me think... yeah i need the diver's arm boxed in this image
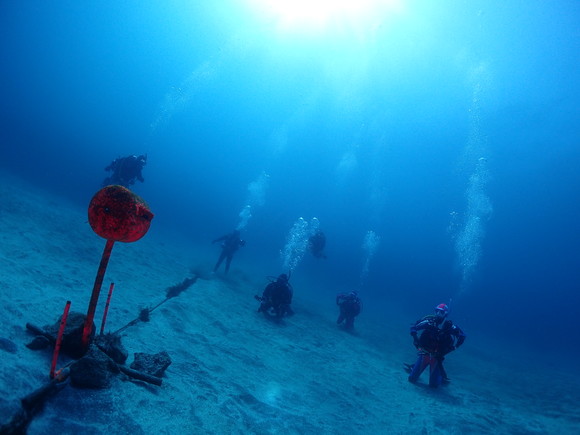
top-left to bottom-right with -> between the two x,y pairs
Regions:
212,235 -> 228,244
454,326 -> 466,348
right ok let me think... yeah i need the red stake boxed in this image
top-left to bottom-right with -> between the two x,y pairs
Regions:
81,240 -> 115,347
100,282 -> 115,335
50,300 -> 71,379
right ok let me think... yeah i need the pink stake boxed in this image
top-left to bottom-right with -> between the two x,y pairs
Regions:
100,282 -> 115,335
50,300 -> 71,379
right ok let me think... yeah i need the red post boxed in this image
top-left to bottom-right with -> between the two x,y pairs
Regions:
100,282 -> 115,335
82,185 -> 153,352
50,300 -> 71,379
81,239 -> 115,349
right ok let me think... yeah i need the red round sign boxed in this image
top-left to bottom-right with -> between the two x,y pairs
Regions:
88,185 -> 154,242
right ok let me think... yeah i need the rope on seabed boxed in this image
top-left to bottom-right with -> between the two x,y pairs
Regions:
113,275 -> 198,336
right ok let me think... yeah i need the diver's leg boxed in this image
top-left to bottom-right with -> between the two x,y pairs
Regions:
439,358 -> 450,382
260,302 -> 272,314
345,316 -> 354,330
408,355 -> 428,383
429,357 -> 443,388
224,254 -> 233,274
214,251 -> 226,272
274,304 -> 283,318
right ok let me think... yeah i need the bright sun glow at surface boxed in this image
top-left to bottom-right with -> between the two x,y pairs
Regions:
245,0 -> 404,36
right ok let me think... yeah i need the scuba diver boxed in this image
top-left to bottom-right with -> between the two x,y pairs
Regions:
255,274 -> 294,318
212,230 -> 245,275
103,154 -> 147,188
308,229 -> 327,259
336,291 -> 362,331
407,303 -> 466,388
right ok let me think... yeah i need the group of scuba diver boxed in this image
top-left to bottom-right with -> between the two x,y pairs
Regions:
103,154 -> 466,389
209,229 -> 355,324
209,229 -> 465,388
209,229 -> 337,322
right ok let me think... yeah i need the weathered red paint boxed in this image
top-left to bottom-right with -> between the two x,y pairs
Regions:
88,185 -> 154,243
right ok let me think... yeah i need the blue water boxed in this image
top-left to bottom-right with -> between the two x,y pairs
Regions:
1,0 -> 579,356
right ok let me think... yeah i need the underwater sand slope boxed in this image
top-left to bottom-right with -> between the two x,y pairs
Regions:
1,172 -> 579,434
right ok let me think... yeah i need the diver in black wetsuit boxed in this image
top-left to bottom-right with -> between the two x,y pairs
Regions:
407,303 -> 466,387
336,291 -> 361,331
103,154 -> 147,188
256,274 -> 294,318
308,229 -> 327,259
212,230 -> 245,274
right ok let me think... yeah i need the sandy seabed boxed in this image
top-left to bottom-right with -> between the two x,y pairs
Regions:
0,172 -> 578,434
